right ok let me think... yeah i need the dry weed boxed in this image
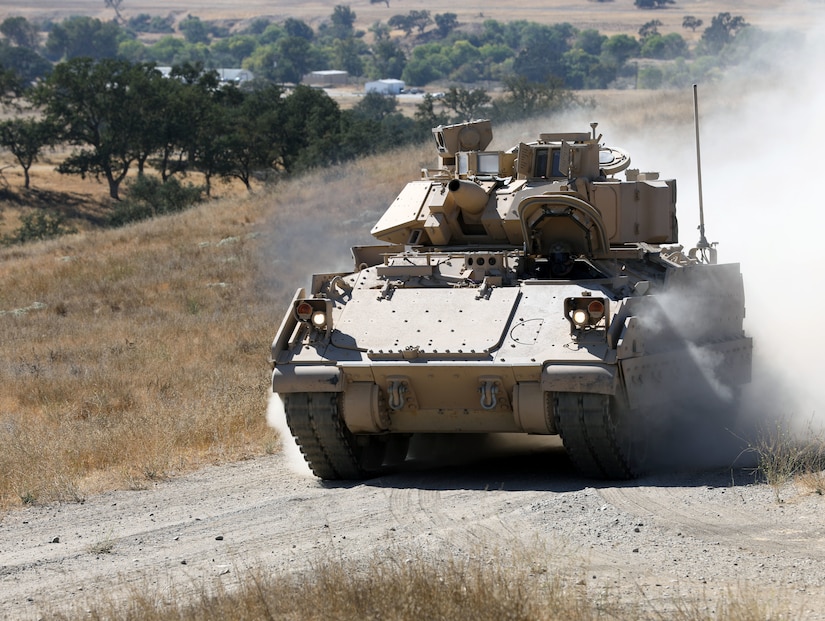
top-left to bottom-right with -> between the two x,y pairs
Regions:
743,418 -> 825,503
46,545 -> 803,621
0,191 -> 278,507
796,469 -> 825,496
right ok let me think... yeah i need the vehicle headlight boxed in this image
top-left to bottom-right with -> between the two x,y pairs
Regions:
587,300 -> 605,321
295,301 -> 313,321
565,296 -> 608,332
311,310 -> 327,328
293,298 -> 333,333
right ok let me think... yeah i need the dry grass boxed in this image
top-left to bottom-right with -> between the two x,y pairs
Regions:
45,544 -> 800,621
0,133 -> 434,508
745,418 -> 825,503
0,194 -> 277,506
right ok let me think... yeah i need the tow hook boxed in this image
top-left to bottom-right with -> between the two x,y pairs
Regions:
388,379 -> 407,411
480,380 -> 498,410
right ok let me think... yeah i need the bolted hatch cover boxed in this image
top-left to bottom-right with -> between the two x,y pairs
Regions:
332,287 -> 520,359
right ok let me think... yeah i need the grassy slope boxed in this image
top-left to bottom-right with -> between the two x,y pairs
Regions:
0,139 -> 433,507
0,193 -> 275,504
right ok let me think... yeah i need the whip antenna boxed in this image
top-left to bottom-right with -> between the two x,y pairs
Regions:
693,84 -> 711,254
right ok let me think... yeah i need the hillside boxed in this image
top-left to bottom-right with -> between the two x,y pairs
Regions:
0,127 -> 435,505
0,0 -> 812,39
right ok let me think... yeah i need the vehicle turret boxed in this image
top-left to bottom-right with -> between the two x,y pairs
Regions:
371,120 -> 677,262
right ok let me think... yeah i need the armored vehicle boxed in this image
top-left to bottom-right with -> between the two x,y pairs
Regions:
270,118 -> 752,479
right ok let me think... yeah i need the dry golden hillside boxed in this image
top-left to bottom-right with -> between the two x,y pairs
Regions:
0,0 -> 809,39
0,128 -> 437,507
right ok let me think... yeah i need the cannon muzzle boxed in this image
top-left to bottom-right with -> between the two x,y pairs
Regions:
448,179 -> 489,215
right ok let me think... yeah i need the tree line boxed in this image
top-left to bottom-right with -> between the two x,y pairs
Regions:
2,59 -> 410,200
0,4 -> 790,238
0,7 -> 770,91
0,57 -> 574,206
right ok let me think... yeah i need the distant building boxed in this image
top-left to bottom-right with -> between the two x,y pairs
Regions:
216,68 -> 254,84
156,67 -> 254,85
365,79 -> 405,95
304,70 -> 349,86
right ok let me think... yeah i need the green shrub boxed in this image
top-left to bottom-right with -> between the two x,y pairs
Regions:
109,175 -> 205,226
638,65 -> 664,89
1,210 -> 77,245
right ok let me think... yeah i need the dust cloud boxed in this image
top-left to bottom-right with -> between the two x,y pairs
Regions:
682,21 -> 824,435
609,9 -> 825,448
266,393 -> 314,477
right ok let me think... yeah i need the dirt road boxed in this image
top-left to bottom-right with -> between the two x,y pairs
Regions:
2,430 -> 825,620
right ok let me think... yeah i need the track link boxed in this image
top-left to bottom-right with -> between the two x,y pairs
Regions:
553,392 -> 634,480
283,392 -> 387,480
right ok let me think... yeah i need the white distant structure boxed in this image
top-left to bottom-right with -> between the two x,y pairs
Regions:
216,68 -> 254,84
156,67 -> 254,84
365,78 -> 405,95
304,70 -> 349,85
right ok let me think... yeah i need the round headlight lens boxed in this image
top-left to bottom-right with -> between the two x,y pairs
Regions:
572,309 -> 588,326
311,310 -> 327,328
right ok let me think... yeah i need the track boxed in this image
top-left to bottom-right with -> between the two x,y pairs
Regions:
553,392 -> 634,479
283,392 -> 389,480
284,392 -> 360,479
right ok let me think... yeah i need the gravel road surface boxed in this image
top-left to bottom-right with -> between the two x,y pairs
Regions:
2,431 -> 825,619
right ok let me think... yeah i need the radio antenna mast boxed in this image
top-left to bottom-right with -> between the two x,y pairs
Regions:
693,84 -> 711,256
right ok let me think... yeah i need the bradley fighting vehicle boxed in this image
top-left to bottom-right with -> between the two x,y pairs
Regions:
270,117 -> 752,479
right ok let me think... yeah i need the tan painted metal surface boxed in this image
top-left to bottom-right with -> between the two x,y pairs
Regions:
269,120 -> 752,480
